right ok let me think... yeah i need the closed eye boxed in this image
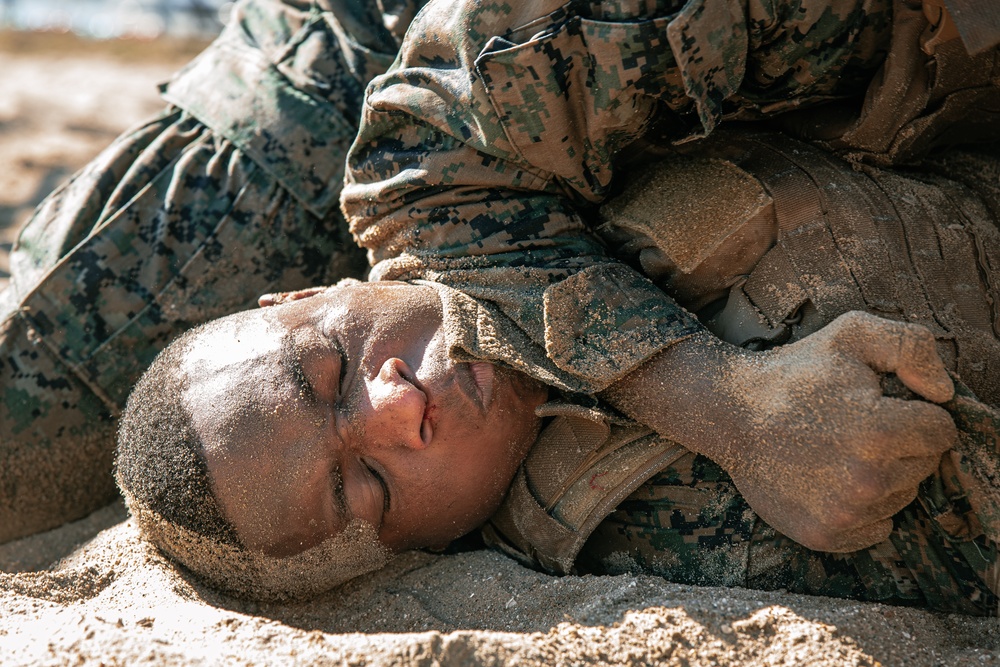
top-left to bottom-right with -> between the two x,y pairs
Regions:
364,461 -> 391,513
330,467 -> 348,518
330,336 -> 350,400
282,337 -> 317,406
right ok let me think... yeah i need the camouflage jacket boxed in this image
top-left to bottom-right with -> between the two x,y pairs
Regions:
161,0 -> 418,222
339,0 -> 998,615
341,0 -> 893,392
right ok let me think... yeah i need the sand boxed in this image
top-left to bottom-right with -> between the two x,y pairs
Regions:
1,504 -> 998,666
1,31 -> 999,667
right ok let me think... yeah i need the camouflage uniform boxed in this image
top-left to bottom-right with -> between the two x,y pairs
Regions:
565,132 -> 1000,616
572,378 -> 999,616
343,0 -> 896,393
0,0 -> 422,542
1,0 -> 996,616
344,0 -> 1000,615
344,0 -> 1000,391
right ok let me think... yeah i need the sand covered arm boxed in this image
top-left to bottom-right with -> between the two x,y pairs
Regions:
601,312 -> 959,553
341,0 -> 891,391
339,0 -> 960,554
342,0 -> 705,392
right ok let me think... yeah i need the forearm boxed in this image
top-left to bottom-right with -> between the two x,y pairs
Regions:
340,0 -> 712,394
601,312 -> 958,553
599,332 -> 749,468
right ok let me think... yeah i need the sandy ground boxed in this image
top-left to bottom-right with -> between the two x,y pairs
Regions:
1,32 -> 998,667
2,505 -> 999,666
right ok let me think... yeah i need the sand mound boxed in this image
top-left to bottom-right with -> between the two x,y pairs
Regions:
1,504 -> 997,666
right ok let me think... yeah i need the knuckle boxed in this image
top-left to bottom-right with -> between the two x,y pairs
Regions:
843,461 -> 886,504
902,323 -> 936,354
911,323 -> 935,345
841,310 -> 867,326
913,404 -> 958,449
833,310 -> 867,335
933,419 -> 958,450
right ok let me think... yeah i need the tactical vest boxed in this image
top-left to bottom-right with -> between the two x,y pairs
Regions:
483,131 -> 1000,574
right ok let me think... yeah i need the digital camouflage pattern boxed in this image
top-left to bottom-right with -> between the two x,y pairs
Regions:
344,0 -> 893,393
499,132 -> 1000,616
578,385 -> 1000,616
345,0 -> 998,612
0,0 -> 416,541
0,0 -> 997,617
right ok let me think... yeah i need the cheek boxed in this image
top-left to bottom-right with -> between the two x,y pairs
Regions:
468,416 -> 539,496
438,452 -> 515,534
490,381 -> 545,464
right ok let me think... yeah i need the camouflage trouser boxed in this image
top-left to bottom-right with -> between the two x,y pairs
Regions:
579,384 -> 1000,616
0,108 -> 366,543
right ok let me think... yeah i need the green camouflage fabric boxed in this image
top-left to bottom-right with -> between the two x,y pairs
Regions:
342,0 -> 891,393
538,137 -> 1000,616
346,0 -> 998,615
2,0 -> 995,619
0,0 -> 420,542
578,384 -> 1000,616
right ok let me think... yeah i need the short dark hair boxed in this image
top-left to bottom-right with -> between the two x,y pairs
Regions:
115,328 -> 240,546
115,319 -> 391,601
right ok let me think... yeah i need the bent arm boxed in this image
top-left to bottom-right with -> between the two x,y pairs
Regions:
340,0 -> 916,549
601,311 -> 958,552
341,0 -> 890,392
342,0 -> 707,391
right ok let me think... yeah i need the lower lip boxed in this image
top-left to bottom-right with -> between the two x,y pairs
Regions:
469,362 -> 495,411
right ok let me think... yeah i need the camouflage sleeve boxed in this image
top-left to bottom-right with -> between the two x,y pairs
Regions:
578,386 -> 1000,617
341,0 -> 890,393
159,0 -> 415,219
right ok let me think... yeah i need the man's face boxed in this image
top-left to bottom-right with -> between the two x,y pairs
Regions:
181,281 -> 548,556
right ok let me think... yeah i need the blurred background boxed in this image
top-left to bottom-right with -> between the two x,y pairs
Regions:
0,0 -> 228,288
0,0 -> 231,40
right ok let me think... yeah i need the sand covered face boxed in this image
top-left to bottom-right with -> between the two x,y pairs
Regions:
180,282 -> 548,557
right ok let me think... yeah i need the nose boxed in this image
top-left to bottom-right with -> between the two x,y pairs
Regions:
359,358 -> 431,450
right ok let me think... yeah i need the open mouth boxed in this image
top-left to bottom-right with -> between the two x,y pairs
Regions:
469,362 -> 495,412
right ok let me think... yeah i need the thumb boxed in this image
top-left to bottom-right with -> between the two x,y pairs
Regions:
831,311 -> 954,403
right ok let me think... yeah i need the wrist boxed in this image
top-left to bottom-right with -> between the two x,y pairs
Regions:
600,332 -> 757,464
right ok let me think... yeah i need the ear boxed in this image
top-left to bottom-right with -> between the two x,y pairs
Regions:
257,287 -> 327,308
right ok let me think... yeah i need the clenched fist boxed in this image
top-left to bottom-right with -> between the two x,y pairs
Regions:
603,311 -> 957,553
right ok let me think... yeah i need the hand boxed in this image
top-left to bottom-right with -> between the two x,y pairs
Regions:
721,311 -> 957,551
257,287 -> 328,307
602,311 -> 957,553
